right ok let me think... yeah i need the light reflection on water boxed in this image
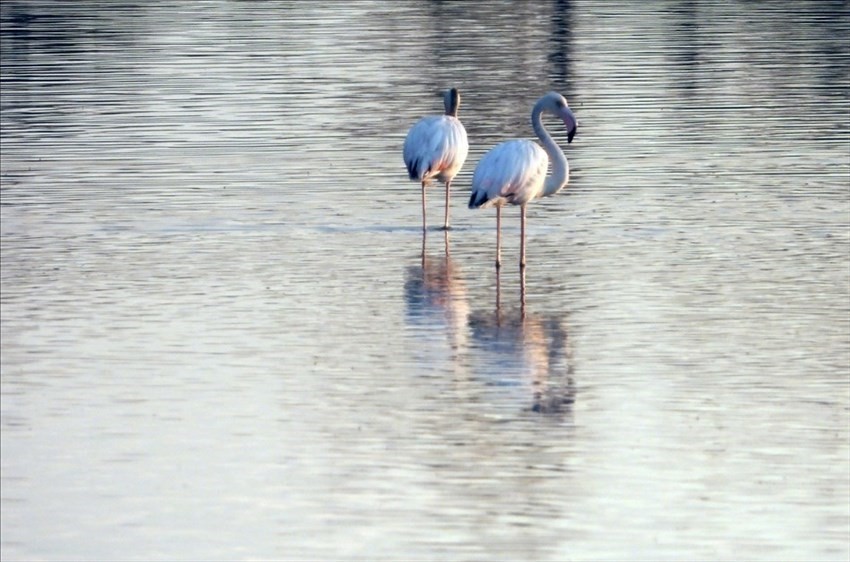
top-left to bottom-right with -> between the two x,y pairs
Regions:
2,1 -> 849,560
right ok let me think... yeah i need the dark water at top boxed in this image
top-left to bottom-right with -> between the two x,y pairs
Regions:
1,1 -> 849,560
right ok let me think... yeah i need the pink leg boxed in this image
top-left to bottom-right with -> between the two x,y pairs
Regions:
520,204 -> 527,270
421,181 -> 427,233
495,206 -> 502,270
443,181 -> 451,230
520,265 -> 527,318
420,228 -> 426,268
495,265 -> 502,314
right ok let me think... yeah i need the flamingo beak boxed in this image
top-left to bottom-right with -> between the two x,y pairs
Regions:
563,107 -> 577,143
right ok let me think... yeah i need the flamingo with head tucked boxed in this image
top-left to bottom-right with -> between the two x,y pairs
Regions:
468,92 -> 577,270
403,88 -> 469,231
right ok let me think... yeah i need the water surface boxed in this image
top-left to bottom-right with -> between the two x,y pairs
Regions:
2,2 -> 849,560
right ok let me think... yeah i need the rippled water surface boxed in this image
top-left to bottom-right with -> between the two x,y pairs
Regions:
2,1 -> 849,560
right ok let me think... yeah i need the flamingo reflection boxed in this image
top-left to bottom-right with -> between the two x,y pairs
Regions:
404,231 -> 471,365
469,272 -> 575,415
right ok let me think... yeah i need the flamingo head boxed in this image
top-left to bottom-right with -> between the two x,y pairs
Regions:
543,91 -> 578,143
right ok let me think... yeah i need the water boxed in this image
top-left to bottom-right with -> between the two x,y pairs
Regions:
2,1 -> 848,560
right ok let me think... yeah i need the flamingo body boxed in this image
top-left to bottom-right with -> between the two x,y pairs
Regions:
468,139 -> 548,208
403,115 -> 468,185
403,88 -> 468,230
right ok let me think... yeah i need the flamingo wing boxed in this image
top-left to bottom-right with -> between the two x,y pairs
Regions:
404,116 -> 468,182
469,139 -> 549,208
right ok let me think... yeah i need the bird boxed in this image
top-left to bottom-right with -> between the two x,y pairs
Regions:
403,88 -> 469,231
468,91 -> 577,270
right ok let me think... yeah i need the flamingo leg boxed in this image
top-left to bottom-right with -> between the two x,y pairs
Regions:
520,204 -> 527,270
421,181 -> 427,233
495,265 -> 502,315
495,206 -> 502,270
520,264 -> 527,318
443,181 -> 451,230
420,228 -> 426,269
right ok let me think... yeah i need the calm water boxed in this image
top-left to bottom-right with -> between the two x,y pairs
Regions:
2,1 -> 849,560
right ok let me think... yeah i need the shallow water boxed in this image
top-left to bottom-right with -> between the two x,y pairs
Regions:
2,1 -> 849,560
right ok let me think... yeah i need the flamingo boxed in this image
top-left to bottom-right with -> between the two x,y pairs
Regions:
403,88 -> 469,231
468,91 -> 577,270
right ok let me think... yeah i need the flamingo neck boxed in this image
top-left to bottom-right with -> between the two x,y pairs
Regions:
531,102 -> 569,197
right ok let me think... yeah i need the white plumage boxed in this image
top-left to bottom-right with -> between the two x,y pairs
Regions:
469,140 -> 549,208
403,88 -> 469,230
403,115 -> 468,184
469,91 -> 578,270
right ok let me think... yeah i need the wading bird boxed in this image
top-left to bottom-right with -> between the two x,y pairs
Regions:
468,92 -> 577,270
403,88 -> 469,231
